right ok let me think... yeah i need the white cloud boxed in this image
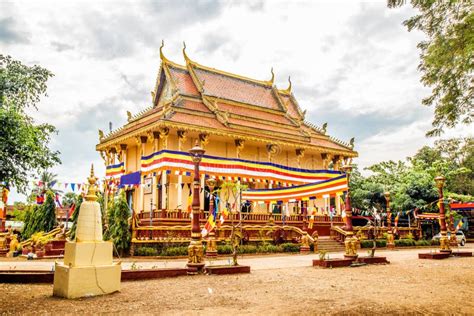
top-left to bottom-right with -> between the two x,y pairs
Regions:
1,0 -> 471,202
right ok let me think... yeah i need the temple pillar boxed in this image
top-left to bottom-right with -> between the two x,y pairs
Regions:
139,136 -> 147,213
177,174 -> 183,210
161,170 -> 167,210
336,192 -> 342,215
120,144 -> 127,170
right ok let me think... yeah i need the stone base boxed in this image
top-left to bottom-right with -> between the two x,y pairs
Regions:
387,243 -> 395,250
313,258 -> 354,268
205,265 -> 251,275
121,268 -> 187,280
299,245 -> 311,254
344,254 -> 358,260
451,251 -> 472,257
418,252 -> 451,260
186,262 -> 205,275
205,250 -> 218,257
357,256 -> 389,264
53,263 -> 121,299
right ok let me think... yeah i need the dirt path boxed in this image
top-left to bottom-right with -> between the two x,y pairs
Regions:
1,247 -> 473,315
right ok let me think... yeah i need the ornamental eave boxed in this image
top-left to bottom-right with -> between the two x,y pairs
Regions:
96,119 -> 358,157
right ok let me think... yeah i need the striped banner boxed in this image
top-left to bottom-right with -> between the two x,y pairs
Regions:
241,175 -> 348,202
106,162 -> 125,179
141,150 -> 343,184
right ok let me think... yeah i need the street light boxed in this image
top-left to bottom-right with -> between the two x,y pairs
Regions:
435,176 -> 450,253
341,164 -> 357,259
384,191 -> 395,249
187,141 -> 206,274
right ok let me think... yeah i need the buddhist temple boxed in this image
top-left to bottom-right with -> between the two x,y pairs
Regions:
96,43 -> 358,248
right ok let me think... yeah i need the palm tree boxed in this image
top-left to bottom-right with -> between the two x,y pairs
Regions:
29,170 -> 62,201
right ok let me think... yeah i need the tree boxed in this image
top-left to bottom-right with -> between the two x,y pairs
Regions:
388,1 -> 473,136
107,191 -> 130,256
41,191 -> 57,232
62,192 -> 78,208
0,55 -> 60,193
69,195 -> 83,240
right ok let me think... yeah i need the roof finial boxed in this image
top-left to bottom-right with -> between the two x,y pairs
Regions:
269,67 -> 275,85
183,41 -> 191,63
282,76 -> 292,94
159,40 -> 167,61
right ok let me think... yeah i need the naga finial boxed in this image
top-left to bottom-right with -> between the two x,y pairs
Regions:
98,129 -> 104,140
282,76 -> 292,94
127,111 -> 132,122
269,67 -> 275,84
183,41 -> 190,63
349,137 -> 355,149
159,40 -> 167,61
321,123 -> 327,134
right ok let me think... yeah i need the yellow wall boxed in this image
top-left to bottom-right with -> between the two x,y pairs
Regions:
115,130 -> 329,212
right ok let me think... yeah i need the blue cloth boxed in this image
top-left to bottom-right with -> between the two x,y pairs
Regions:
120,171 -> 141,187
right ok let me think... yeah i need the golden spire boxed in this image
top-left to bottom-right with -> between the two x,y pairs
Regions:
85,164 -> 98,202
269,67 -> 275,85
159,40 -> 169,63
183,41 -> 191,63
286,76 -> 292,93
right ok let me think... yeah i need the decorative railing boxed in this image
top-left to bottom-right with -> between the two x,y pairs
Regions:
136,210 -> 342,225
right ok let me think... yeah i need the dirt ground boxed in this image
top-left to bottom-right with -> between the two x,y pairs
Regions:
1,249 -> 473,315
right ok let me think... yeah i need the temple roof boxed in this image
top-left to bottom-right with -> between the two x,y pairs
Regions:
97,44 -> 357,157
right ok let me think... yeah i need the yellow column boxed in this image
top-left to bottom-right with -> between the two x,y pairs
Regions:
120,144 -> 127,171
336,192 -> 342,215
139,136 -> 147,213
161,170 -> 167,210
177,174 -> 183,210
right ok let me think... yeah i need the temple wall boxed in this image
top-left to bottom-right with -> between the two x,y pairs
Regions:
114,132 -> 338,212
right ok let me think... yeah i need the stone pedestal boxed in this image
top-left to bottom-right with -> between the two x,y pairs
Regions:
53,167 -> 121,299
53,242 -> 121,298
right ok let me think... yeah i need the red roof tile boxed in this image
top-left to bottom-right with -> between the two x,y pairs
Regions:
227,117 -> 303,136
168,66 -> 200,96
192,67 -> 281,110
279,94 -> 301,119
180,99 -> 212,113
217,102 -> 293,125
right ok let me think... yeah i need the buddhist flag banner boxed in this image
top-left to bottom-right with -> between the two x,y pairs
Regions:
141,149 -> 344,185
455,220 -> 463,232
106,162 -> 125,179
241,175 -> 348,202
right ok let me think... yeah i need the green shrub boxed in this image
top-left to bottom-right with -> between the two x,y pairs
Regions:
431,239 -> 440,246
238,245 -> 257,254
257,244 -> 281,253
217,244 -> 233,254
395,239 -> 416,247
415,240 -> 431,246
360,240 -> 386,248
160,246 -> 188,256
280,243 -> 300,253
135,246 -> 158,256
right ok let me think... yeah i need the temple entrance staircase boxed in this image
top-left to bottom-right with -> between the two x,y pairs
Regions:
317,236 -> 345,252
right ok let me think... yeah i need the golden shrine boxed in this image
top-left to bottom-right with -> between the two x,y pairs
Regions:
96,43 -> 358,250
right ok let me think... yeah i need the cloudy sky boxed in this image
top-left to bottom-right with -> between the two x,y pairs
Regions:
1,0 -> 470,202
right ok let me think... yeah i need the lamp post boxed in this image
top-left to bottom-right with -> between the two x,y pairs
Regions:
205,178 -> 218,257
187,141 -> 206,274
435,176 -> 451,253
384,191 -> 395,249
341,164 -> 357,259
